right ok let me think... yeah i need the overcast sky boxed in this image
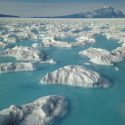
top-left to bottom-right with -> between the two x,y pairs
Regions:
0,0 -> 125,17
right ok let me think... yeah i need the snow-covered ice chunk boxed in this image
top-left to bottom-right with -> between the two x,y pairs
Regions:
0,46 -> 47,62
0,42 -> 7,48
0,62 -> 35,73
79,47 -> 125,65
40,65 -> 111,88
39,58 -> 56,64
73,36 -> 95,47
0,95 -> 68,125
42,37 -> 72,48
41,36 -> 95,48
114,67 -> 119,71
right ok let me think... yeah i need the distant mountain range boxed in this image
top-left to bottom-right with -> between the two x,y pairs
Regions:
0,6 -> 125,18
34,6 -> 125,18
0,14 -> 19,18
52,6 -> 125,18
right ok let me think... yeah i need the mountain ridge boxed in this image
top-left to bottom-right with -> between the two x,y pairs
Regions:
0,6 -> 125,18
33,6 -> 125,18
0,14 -> 19,18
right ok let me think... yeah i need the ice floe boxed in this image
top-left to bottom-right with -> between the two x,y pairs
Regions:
42,37 -> 72,48
114,67 -> 119,71
79,47 -> 125,65
0,95 -> 68,125
0,41 -> 7,48
0,62 -> 35,73
40,65 -> 110,88
0,46 -> 56,64
0,18 -> 125,49
41,36 -> 95,48
0,46 -> 47,62
39,58 -> 56,64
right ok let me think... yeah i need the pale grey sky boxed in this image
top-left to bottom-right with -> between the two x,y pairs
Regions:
0,0 -> 125,17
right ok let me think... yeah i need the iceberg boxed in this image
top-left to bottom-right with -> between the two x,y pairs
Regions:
41,36 -> 95,48
0,95 -> 68,125
0,46 -> 47,62
112,46 -> 125,59
1,18 -> 125,49
0,62 -> 35,73
40,65 -> 110,88
32,43 -> 40,48
39,58 -> 56,64
0,42 -> 7,48
73,36 -> 95,47
42,37 -> 72,48
79,47 -> 125,65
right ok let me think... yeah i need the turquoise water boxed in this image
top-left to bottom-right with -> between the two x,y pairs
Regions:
92,34 -> 120,51
0,33 -> 125,125
54,36 -> 76,43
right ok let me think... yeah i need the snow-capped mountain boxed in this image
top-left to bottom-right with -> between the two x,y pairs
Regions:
1,6 -> 125,18
51,6 -> 125,18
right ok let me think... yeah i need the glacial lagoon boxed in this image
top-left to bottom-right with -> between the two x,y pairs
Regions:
0,18 -> 125,125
